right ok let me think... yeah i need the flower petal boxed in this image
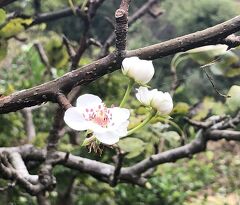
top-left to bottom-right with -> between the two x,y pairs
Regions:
94,131 -> 120,145
76,94 -> 102,108
115,121 -> 129,137
109,107 -> 130,124
134,60 -> 154,84
136,86 -> 150,105
151,92 -> 173,115
122,57 -> 140,75
64,107 -> 92,131
136,86 -> 158,106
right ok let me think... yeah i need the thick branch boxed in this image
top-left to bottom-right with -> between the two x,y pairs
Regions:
30,6 -> 85,26
0,0 -> 18,7
1,127 -> 239,188
123,130 -> 207,175
115,0 -> 130,53
99,0 -> 161,58
208,130 -> 240,141
20,108 -> 36,142
127,16 -> 240,59
1,16 -> 240,113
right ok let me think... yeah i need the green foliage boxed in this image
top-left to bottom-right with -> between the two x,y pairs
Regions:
0,18 -> 32,38
172,102 -> 190,115
118,137 -> 145,159
0,45 -> 45,92
0,9 -> 6,25
226,85 -> 240,112
0,113 -> 25,146
44,33 -> 69,69
1,0 -> 240,204
162,0 -> 239,35
114,156 -> 215,205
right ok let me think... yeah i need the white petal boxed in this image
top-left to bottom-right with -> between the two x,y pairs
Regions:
115,121 -> 129,137
122,57 -> 155,84
136,87 -> 150,105
76,94 -> 102,107
135,60 -> 154,84
109,107 -> 130,124
151,92 -> 173,115
122,57 -> 140,75
64,107 -> 92,131
136,86 -> 157,106
142,61 -> 155,84
94,131 -> 120,145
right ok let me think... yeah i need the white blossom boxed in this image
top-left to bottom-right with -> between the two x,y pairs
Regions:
136,86 -> 173,115
122,57 -> 154,84
64,94 -> 130,145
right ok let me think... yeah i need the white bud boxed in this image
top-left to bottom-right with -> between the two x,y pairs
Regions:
136,86 -> 173,115
122,57 -> 154,84
136,86 -> 158,106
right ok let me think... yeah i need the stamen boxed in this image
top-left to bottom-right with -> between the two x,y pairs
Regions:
84,103 -> 112,128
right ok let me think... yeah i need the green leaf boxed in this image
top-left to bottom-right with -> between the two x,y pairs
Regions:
192,97 -> 226,120
170,52 -> 189,70
187,45 -> 228,65
226,85 -> 240,112
172,102 -> 190,115
225,67 -> 240,77
160,131 -> 181,147
0,18 -> 32,38
45,34 -> 68,68
118,138 -> 145,159
171,45 -> 229,71
0,9 -> 6,25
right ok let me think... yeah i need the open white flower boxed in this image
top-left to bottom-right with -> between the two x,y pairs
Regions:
122,57 -> 154,84
64,94 -> 130,145
136,86 -> 173,115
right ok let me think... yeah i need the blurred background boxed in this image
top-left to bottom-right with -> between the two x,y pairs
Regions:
0,0 -> 240,204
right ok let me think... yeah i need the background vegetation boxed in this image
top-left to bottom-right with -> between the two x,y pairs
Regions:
0,0 -> 240,204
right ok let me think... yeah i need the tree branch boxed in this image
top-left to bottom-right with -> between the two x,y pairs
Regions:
1,15 -> 240,114
99,0 -> 157,58
20,108 -> 36,142
114,0 -> 131,54
0,0 -> 18,8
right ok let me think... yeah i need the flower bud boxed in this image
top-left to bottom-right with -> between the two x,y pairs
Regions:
136,86 -> 173,115
122,57 -> 154,84
151,92 -> 173,115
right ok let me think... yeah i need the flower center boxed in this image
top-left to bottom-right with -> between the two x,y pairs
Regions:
83,104 -> 112,128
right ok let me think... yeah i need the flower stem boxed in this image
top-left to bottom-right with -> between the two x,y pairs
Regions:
126,109 -> 157,136
119,79 -> 135,108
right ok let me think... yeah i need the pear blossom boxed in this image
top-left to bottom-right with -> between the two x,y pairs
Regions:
122,57 -> 154,84
64,94 -> 130,145
136,86 -> 173,115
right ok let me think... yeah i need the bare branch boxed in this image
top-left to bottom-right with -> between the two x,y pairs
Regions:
208,130 -> 240,141
62,35 -> 76,61
99,0 -> 160,58
110,147 -> 126,186
128,16 -> 240,59
56,93 -> 72,110
30,6 -> 85,26
36,192 -> 50,205
115,0 -> 131,54
0,0 -> 18,8
34,43 -> 53,78
20,108 -> 36,142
